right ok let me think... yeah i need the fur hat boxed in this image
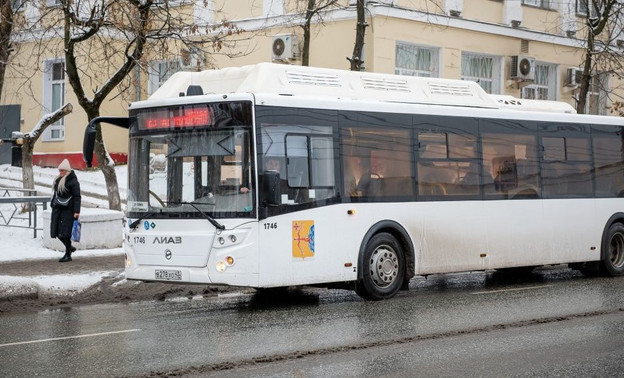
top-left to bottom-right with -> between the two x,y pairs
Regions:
58,159 -> 71,171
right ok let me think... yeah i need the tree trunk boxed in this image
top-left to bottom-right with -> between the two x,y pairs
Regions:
90,111 -> 121,211
0,0 -> 14,104
302,23 -> 311,66
348,0 -> 367,71
576,33 -> 594,114
20,103 -> 73,211
301,0 -> 315,67
21,141 -> 34,190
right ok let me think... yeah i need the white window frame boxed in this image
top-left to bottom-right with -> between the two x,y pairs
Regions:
11,0 -> 25,12
42,59 -> 66,142
395,42 -> 440,78
349,0 -> 396,5
263,0 -> 284,17
45,0 -> 61,7
576,0 -> 597,17
460,52 -> 502,94
148,59 -> 182,96
522,0 -> 550,9
522,62 -> 557,101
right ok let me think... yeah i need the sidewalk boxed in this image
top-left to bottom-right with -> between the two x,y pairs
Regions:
0,254 -> 125,302
0,164 -> 234,313
0,164 -> 127,310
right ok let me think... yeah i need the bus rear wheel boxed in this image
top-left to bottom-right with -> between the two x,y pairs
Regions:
356,233 -> 405,300
601,223 -> 624,276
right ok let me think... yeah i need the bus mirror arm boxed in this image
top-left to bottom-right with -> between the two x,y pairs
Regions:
83,116 -> 130,168
262,170 -> 281,207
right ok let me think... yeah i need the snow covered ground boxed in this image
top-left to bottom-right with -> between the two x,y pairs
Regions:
0,164 -> 127,297
0,163 -> 128,208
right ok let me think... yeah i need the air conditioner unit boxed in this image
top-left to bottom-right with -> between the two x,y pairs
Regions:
510,55 -> 535,81
272,34 -> 299,61
566,67 -> 583,86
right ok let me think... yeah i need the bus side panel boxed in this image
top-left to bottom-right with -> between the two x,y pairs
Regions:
410,199 -> 602,275
255,198 -> 614,287
256,205 -> 363,288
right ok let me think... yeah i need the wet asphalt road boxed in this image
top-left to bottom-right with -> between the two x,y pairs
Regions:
1,267 -> 623,377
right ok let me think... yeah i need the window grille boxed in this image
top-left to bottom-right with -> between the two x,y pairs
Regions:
461,53 -> 500,94
395,42 -> 439,78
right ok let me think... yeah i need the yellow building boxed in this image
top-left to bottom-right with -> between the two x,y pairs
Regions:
1,0 -> 622,167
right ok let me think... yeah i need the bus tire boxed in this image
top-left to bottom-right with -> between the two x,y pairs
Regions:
601,223 -> 624,276
355,232 -> 405,300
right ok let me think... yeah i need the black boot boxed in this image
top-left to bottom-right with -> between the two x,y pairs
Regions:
70,246 -> 76,253
59,252 -> 72,262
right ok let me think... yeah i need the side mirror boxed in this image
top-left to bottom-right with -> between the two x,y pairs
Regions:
82,117 -> 130,168
83,124 -> 96,168
262,170 -> 281,206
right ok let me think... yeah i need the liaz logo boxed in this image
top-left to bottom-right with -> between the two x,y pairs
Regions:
153,236 -> 182,244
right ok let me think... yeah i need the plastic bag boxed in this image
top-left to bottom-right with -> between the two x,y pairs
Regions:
71,220 -> 81,242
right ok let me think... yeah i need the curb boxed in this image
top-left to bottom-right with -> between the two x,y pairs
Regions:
0,278 -> 39,301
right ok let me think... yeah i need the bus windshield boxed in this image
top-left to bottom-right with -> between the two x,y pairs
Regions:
127,127 -> 254,219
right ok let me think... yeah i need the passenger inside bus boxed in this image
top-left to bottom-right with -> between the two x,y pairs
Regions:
344,154 -> 380,198
262,157 -> 304,204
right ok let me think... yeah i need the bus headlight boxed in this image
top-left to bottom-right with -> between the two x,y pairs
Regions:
216,260 -> 226,272
125,254 -> 132,268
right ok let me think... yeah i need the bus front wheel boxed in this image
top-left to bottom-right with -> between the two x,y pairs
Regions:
601,223 -> 624,276
356,233 -> 405,300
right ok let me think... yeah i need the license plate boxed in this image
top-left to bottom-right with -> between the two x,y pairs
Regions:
155,269 -> 182,281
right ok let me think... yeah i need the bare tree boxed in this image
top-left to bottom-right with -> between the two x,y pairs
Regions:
17,1 -> 244,210
0,0 -> 14,104
299,0 -> 340,66
574,0 -> 624,114
347,0 -> 366,71
19,103 -> 73,191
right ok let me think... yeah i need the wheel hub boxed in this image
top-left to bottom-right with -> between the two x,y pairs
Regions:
370,244 -> 399,288
610,233 -> 624,269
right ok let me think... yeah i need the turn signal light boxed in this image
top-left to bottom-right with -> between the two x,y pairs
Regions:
226,256 -> 235,266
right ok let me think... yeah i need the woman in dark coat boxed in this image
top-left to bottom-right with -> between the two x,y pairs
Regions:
50,159 -> 81,262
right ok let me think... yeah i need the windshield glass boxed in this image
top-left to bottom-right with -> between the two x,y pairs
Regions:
127,127 -> 254,218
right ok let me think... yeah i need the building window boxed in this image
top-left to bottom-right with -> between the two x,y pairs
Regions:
395,42 -> 439,78
45,0 -> 62,7
263,0 -> 284,17
148,59 -> 181,95
522,0 -> 550,9
11,0 -> 25,11
522,63 -> 557,101
43,60 -> 65,142
576,0 -> 597,17
461,53 -> 501,94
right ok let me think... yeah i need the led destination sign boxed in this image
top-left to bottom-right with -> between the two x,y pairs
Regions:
135,101 -> 254,131
138,106 -> 212,130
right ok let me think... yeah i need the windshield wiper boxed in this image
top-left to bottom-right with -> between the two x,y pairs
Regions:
168,201 -> 226,230
129,210 -> 161,230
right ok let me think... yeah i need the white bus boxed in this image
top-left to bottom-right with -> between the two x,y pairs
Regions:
84,63 -> 624,300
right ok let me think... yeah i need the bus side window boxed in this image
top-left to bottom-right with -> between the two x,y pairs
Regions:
541,125 -> 592,198
416,129 -> 478,198
285,133 -> 336,203
593,126 -> 624,197
481,124 -> 539,199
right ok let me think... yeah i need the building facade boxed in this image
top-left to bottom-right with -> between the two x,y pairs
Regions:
2,0 -> 622,167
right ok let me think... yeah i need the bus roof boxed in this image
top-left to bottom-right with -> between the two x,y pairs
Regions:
147,63 -> 575,114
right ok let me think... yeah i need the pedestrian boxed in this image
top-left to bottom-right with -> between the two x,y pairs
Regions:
50,159 -> 81,262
